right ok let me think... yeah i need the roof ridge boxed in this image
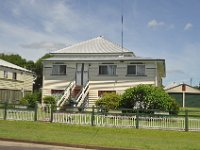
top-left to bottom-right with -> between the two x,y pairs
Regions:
54,36 -> 101,53
100,36 -> 130,53
0,59 -> 31,72
51,36 -> 135,54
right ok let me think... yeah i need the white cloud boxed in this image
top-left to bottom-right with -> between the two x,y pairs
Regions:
21,41 -> 67,50
163,43 -> 200,86
184,23 -> 193,30
147,19 -> 165,29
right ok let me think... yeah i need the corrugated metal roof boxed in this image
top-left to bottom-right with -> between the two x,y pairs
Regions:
0,59 -> 32,72
51,36 -> 134,55
165,83 -> 200,94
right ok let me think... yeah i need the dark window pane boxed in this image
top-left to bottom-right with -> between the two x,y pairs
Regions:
99,66 -> 108,75
127,65 -> 136,75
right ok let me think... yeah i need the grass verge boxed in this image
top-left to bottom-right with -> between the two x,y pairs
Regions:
0,120 -> 200,150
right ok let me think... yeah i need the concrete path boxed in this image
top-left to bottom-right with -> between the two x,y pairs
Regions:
0,140 -> 93,150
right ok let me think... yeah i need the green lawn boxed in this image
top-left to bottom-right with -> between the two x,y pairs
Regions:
0,120 -> 200,150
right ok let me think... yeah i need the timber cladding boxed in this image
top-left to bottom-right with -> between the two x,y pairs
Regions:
0,89 -> 31,103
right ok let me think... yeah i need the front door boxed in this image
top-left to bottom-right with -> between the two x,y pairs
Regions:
76,63 -> 89,86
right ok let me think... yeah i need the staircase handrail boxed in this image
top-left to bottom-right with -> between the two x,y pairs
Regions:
76,81 -> 90,107
56,81 -> 75,106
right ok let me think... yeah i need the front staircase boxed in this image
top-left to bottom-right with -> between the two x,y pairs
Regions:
57,81 -> 90,110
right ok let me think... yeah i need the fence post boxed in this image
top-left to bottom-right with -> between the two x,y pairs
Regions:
185,110 -> 189,132
4,102 -> 8,120
91,106 -> 95,126
34,103 -> 38,122
50,104 -> 53,123
136,109 -> 139,129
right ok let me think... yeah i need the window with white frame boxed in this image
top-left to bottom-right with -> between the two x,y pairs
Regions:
127,64 -> 145,76
99,65 -> 116,75
52,64 -> 66,75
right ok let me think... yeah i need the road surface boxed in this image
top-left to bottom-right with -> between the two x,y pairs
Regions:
0,140 -> 93,150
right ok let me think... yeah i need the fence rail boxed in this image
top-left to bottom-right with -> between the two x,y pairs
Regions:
0,103 -> 200,132
6,109 -> 35,121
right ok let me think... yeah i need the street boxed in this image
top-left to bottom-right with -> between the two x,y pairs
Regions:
0,140 -> 93,150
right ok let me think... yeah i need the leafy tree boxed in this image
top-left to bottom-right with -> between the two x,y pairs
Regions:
0,53 -> 27,67
33,54 -> 52,91
120,85 -> 179,114
95,92 -> 121,112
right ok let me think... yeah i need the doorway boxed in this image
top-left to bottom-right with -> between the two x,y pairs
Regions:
76,63 -> 89,86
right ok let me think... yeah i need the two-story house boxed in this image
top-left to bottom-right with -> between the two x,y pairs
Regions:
0,59 -> 34,103
42,36 -> 165,108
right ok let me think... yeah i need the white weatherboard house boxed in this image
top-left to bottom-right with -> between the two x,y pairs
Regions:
42,36 -> 166,108
0,59 -> 34,103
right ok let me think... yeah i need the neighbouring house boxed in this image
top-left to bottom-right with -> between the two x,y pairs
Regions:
0,59 -> 34,103
42,36 -> 166,108
165,83 -> 200,108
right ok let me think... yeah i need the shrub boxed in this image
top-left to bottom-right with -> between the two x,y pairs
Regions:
19,91 -> 41,108
120,84 -> 179,114
43,96 -> 56,110
95,92 -> 121,112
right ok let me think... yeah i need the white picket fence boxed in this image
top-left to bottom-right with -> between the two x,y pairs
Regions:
1,107 -> 200,131
0,109 -> 4,119
37,103 -> 51,122
53,113 -> 91,125
6,109 -> 35,121
95,115 -> 136,128
189,118 -> 200,131
52,112 -> 200,131
138,116 -> 185,131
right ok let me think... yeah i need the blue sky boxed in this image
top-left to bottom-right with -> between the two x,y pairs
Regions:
0,0 -> 200,86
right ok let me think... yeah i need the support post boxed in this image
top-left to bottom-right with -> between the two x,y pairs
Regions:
34,103 -> 38,122
50,104 -> 54,123
136,109 -> 139,129
182,92 -> 185,108
91,106 -> 95,126
185,110 -> 189,132
4,102 -> 8,120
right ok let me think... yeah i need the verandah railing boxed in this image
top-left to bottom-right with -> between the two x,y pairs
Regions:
0,102 -> 200,132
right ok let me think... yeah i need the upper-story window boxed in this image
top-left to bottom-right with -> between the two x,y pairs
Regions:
127,64 -> 145,76
99,65 -> 116,75
52,64 -> 66,75
13,72 -> 17,80
4,71 -> 8,79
